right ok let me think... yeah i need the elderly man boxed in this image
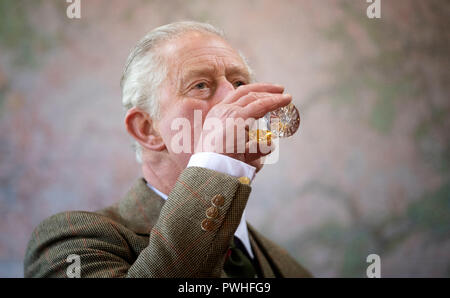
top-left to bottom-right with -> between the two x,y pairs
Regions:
24,21 -> 311,278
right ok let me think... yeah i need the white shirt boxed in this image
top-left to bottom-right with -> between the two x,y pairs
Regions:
146,152 -> 256,259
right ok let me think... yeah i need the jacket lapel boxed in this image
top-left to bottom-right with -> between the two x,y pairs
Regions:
97,178 -> 165,235
248,227 -> 276,277
247,223 -> 312,278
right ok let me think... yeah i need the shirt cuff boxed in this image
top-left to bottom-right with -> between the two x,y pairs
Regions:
187,152 -> 256,182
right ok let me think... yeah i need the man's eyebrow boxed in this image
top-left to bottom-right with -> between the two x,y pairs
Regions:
181,67 -> 215,81
226,65 -> 250,78
181,65 -> 250,83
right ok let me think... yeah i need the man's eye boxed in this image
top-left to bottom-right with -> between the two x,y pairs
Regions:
194,82 -> 207,89
233,81 -> 246,88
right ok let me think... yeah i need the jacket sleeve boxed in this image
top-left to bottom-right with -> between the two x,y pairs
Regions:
24,166 -> 251,277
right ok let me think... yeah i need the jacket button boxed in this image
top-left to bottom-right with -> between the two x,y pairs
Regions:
206,206 -> 219,219
201,218 -> 214,231
211,194 -> 225,207
238,176 -> 251,185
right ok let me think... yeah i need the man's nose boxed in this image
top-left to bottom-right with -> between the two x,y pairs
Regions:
214,78 -> 236,103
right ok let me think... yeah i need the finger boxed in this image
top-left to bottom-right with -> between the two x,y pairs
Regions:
241,94 -> 292,119
226,121 -> 252,154
222,83 -> 285,104
244,140 -> 275,163
234,91 -> 277,107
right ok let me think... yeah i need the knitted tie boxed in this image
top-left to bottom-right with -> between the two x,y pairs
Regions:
223,237 -> 258,278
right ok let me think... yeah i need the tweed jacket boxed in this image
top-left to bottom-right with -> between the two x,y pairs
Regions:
24,166 -> 312,278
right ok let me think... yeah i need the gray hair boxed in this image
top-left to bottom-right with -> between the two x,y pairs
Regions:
121,21 -> 253,163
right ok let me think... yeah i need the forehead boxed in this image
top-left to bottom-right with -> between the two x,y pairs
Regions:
160,32 -> 248,78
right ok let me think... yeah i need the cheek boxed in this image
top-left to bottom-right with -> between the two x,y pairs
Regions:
159,101 -> 210,153
175,99 -> 211,125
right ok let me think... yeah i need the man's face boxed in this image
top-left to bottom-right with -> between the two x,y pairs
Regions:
155,31 -> 251,167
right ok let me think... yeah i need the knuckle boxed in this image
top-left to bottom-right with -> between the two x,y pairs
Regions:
225,108 -> 239,118
243,92 -> 257,102
270,94 -> 280,103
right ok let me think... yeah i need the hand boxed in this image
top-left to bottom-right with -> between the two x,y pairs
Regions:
194,83 -> 292,167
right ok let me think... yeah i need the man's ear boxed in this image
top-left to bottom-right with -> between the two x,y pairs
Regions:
124,107 -> 166,151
